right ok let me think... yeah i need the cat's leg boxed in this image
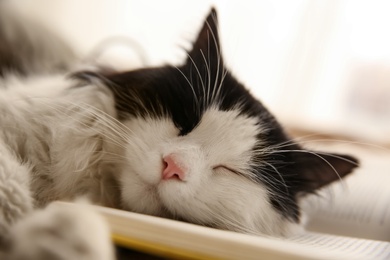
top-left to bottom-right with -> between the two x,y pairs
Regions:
7,202 -> 115,260
0,142 -> 33,254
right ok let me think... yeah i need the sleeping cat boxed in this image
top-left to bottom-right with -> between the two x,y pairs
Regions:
0,5 -> 358,260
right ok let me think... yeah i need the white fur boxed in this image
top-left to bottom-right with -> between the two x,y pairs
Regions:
119,108 -> 297,236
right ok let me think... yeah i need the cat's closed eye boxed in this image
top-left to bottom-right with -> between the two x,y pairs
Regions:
213,165 -> 243,176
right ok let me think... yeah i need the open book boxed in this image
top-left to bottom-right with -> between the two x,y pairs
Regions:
55,143 -> 390,260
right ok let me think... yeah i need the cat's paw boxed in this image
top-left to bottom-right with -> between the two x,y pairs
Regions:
8,202 -> 115,260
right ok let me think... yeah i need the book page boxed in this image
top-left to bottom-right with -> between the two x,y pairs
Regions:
300,144 -> 390,241
290,232 -> 390,260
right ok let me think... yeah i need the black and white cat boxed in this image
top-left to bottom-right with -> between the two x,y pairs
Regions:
0,6 -> 358,260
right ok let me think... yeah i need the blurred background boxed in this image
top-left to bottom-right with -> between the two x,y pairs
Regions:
10,0 -> 390,145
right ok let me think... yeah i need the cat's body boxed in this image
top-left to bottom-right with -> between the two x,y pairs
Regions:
0,75 -> 118,205
0,5 -> 358,260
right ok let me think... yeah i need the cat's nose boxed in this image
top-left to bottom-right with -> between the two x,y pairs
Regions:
162,155 -> 185,181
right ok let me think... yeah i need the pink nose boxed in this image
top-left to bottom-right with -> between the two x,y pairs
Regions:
162,155 -> 185,181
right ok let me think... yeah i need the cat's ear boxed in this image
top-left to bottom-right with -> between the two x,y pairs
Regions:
292,151 -> 358,193
186,8 -> 222,70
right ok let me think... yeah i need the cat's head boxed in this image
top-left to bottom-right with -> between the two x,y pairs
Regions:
98,9 -> 358,236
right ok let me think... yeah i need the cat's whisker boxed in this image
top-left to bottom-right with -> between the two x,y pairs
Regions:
70,102 -> 137,141
31,98 -> 131,150
75,102 -> 134,135
173,65 -> 200,115
195,202 -> 258,235
251,169 -> 291,197
255,133 -> 330,153
214,67 -> 228,102
257,130 -> 389,153
91,150 -> 129,161
100,159 -> 136,169
217,213 -> 261,235
200,49 -> 211,107
259,162 -> 289,191
205,19 -> 222,106
261,149 -> 359,167
108,83 -> 150,118
185,53 -> 207,111
274,138 -> 390,153
47,98 -> 139,145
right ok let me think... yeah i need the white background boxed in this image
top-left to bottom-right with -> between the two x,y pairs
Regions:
12,0 -> 390,143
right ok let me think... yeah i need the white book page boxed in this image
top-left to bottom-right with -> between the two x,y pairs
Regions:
290,232 -> 390,260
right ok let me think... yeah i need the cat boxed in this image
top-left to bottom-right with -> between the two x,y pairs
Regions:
0,5 -> 358,260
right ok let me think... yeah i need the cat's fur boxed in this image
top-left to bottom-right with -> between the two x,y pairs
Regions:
0,5 -> 358,260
